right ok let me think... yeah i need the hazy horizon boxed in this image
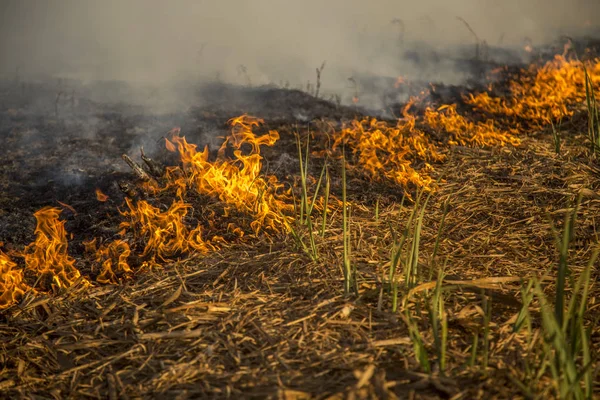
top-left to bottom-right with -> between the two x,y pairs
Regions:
1,0 -> 598,109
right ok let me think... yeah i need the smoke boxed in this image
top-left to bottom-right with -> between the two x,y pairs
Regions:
0,0 -> 599,102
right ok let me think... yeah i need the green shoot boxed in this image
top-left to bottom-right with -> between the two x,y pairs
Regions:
429,267 -> 448,374
342,148 -> 354,294
482,292 -> 492,371
428,199 -> 449,281
469,334 -> 479,368
321,164 -> 330,238
584,66 -> 600,155
404,309 -> 431,373
293,131 -> 329,261
550,117 -> 562,155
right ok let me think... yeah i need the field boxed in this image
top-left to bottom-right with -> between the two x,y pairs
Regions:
1,38 -> 600,399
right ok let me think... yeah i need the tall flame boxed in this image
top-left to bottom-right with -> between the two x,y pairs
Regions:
164,115 -> 294,234
22,207 -> 89,290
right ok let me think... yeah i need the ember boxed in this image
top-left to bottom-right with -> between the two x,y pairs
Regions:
95,188 -> 109,202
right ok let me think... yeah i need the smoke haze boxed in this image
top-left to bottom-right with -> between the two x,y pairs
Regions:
1,0 -> 599,99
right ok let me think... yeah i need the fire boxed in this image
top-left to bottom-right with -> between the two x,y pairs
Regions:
424,104 -> 520,147
120,198 -> 214,263
57,201 -> 77,215
95,188 -> 109,202
21,207 -> 89,290
94,240 -> 132,284
332,100 -> 520,191
333,107 -> 445,190
164,115 -> 294,234
165,137 -> 176,152
4,49 -> 597,305
467,56 -> 600,127
0,249 -> 31,309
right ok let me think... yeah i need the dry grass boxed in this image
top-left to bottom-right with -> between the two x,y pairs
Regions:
2,115 -> 599,399
2,47 -> 600,399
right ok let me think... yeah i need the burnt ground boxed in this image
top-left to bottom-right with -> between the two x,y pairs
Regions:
1,38 -> 600,399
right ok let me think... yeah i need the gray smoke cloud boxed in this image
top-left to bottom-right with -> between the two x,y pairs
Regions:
1,0 -> 599,104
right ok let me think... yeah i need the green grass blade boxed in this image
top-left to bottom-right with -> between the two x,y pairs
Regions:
342,148 -> 352,294
321,165 -> 330,237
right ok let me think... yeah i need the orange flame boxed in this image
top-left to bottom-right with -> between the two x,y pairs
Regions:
22,207 -> 89,290
83,237 -> 97,253
0,249 -> 31,309
120,198 -> 214,263
165,137 -> 176,152
467,56 -> 600,127
424,104 -> 520,147
94,240 -> 132,284
333,106 -> 445,190
331,94 -> 522,191
96,188 -> 109,202
163,115 -> 293,234
57,201 -> 77,215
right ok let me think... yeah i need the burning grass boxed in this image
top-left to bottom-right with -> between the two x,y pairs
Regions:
329,101 -> 521,193
1,116 -> 296,297
163,115 -> 295,234
332,107 -> 445,191
467,55 -> 600,126
21,207 -> 89,291
1,49 -> 600,399
91,239 -> 132,285
0,249 -> 31,309
120,198 -> 213,262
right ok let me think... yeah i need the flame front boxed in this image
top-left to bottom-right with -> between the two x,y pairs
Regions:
0,250 -> 31,309
120,198 -> 214,263
164,115 -> 294,234
94,240 -> 132,284
332,100 -> 519,191
22,207 -> 88,290
333,107 -> 445,191
467,56 -> 600,126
